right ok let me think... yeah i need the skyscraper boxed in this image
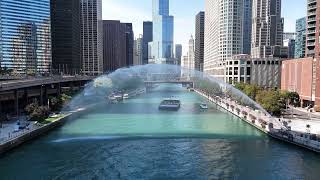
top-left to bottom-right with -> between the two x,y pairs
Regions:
0,0 -> 51,74
251,0 -> 284,58
149,0 -> 174,64
175,44 -> 182,65
295,17 -> 306,58
242,0 -> 252,55
143,21 -> 153,64
306,0 -> 319,57
188,35 -> 195,70
204,0 -> 250,79
134,35 -> 144,66
195,11 -> 205,72
51,0 -> 81,75
80,0 -> 103,75
102,20 -> 127,73
125,23 -> 134,66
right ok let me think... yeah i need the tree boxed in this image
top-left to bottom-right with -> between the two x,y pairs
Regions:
256,90 -> 283,116
25,101 -> 50,122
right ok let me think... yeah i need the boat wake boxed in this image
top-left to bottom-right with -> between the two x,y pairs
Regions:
51,136 -> 124,143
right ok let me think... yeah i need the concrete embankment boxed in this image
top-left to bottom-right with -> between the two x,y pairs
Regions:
0,104 -> 98,156
194,89 -> 320,153
0,115 -> 70,155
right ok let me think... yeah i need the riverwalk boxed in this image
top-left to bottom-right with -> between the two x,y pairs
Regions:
194,89 -> 320,153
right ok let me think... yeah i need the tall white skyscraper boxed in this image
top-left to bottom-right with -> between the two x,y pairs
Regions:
188,35 -> 195,70
80,0 -> 103,75
204,0 -> 250,80
149,0 -> 174,64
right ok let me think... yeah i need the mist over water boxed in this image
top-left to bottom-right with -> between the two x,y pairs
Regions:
1,83 -> 320,179
67,64 -> 267,115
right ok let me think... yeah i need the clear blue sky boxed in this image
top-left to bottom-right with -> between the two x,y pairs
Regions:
103,0 -> 307,54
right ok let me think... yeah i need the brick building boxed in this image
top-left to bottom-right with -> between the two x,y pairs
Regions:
281,57 -> 320,108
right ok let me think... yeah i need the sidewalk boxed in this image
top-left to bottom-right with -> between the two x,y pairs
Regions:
293,107 -> 320,118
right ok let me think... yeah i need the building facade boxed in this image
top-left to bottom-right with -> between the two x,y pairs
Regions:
251,0 -> 284,58
226,54 -> 281,88
149,0 -> 174,64
306,0 -> 319,57
187,35 -> 195,71
195,11 -> 205,72
204,0 -> 251,80
133,35 -> 143,66
281,58 -> 319,107
283,32 -> 296,40
283,39 -> 296,59
175,44 -> 182,65
102,20 -> 127,73
0,0 -> 51,74
242,0 -> 252,55
143,21 -> 153,64
125,23 -> 134,66
80,0 -> 103,75
51,0 -> 80,75
295,17 -> 307,58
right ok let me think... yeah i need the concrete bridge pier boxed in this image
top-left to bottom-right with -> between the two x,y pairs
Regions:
14,90 -> 19,117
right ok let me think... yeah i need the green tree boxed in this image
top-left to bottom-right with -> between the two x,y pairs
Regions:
256,90 -> 283,116
25,101 -> 50,122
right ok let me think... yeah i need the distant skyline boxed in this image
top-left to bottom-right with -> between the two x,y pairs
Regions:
102,0 -> 307,54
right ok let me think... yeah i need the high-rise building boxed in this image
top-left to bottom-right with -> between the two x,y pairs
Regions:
175,44 -> 182,65
204,0 -> 251,79
283,32 -> 296,40
51,0 -> 80,75
149,0 -> 174,64
80,0 -> 103,75
143,21 -> 153,64
0,0 -> 51,74
134,35 -> 144,66
295,17 -> 306,58
188,35 -> 195,70
125,23 -> 134,66
251,0 -> 284,58
102,20 -> 127,73
195,11 -> 205,72
283,39 -> 296,59
242,0 -> 252,55
306,0 -> 320,57
306,0 -> 320,107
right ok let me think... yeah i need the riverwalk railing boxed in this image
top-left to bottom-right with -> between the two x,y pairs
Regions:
194,88 -> 320,153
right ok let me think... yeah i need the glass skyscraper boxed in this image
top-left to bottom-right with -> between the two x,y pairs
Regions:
0,0 -> 51,74
150,0 -> 174,64
295,17 -> 306,58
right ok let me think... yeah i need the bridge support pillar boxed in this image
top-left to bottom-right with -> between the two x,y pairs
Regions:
57,83 -> 61,96
14,89 -> 19,117
40,85 -> 48,106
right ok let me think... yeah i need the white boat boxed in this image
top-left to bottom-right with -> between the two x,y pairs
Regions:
123,94 -> 129,99
200,103 -> 208,109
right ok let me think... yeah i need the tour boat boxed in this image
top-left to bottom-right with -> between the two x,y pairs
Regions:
123,94 -> 129,99
159,98 -> 181,111
200,103 -> 208,109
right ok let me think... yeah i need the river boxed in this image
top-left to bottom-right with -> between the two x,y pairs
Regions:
0,84 -> 319,179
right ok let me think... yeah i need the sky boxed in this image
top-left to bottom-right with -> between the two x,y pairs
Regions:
102,0 -> 307,55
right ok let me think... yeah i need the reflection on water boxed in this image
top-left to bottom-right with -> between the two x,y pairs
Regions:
0,84 -> 319,179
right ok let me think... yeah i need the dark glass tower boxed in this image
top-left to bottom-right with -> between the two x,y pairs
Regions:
0,0 -> 51,74
125,23 -> 134,66
195,11 -> 205,71
143,21 -> 153,64
51,0 -> 81,75
102,20 -> 127,72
